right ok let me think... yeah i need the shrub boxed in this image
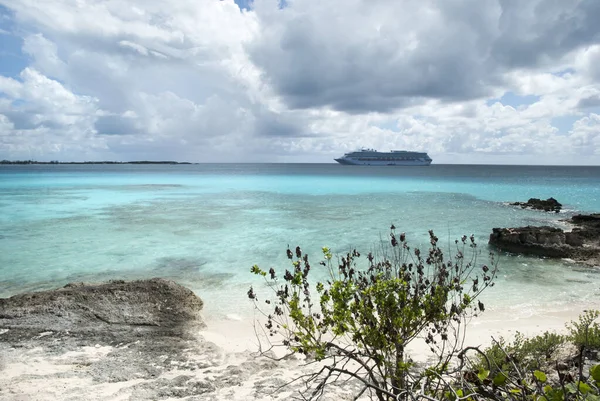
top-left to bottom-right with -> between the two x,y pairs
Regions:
248,227 -> 498,400
464,316 -> 600,401
474,331 -> 566,374
567,310 -> 600,352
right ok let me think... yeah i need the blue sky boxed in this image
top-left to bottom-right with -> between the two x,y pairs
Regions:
0,6 -> 26,78
0,0 -> 599,164
233,0 -> 252,11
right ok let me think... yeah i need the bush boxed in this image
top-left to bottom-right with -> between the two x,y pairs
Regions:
248,227 -> 498,400
464,315 -> 600,401
567,310 -> 600,352
248,226 -> 600,400
474,331 -> 566,374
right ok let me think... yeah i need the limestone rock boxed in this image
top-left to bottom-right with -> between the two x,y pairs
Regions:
489,226 -> 571,258
489,214 -> 600,266
0,278 -> 204,342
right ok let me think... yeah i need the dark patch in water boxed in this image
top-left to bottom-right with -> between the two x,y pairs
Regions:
154,257 -> 207,273
117,184 -> 184,191
565,278 -> 592,284
54,215 -> 95,223
176,273 -> 234,290
150,257 -> 234,288
571,266 -> 600,274
0,259 -> 234,298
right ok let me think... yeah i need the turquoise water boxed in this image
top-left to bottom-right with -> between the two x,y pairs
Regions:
1,164 -> 600,320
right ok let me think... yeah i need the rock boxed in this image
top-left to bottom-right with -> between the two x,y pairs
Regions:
0,278 -> 204,342
570,214 -> 600,241
510,197 -> 562,213
489,226 -> 571,258
489,214 -> 600,266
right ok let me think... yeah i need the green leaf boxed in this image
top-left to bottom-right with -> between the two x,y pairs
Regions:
510,388 -> 522,394
540,386 -> 564,401
534,370 -> 547,383
477,369 -> 490,381
591,364 -> 600,382
551,389 -> 565,401
578,381 -> 592,394
250,264 -> 264,275
565,383 -> 577,394
493,372 -> 507,386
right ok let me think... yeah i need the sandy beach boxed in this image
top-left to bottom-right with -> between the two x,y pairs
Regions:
2,295 -> 599,401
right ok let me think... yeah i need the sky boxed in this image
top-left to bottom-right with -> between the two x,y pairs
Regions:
0,0 -> 600,164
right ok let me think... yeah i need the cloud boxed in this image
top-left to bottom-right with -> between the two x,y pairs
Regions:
569,113 -> 600,155
577,95 -> 600,109
0,68 -> 107,159
249,0 -> 600,114
491,0 -> 600,69
0,68 -> 98,122
0,0 -> 599,163
0,0 -> 272,161
22,33 -> 67,80
249,0 -> 503,113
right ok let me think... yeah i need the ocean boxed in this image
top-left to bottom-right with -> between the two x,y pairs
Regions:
1,164 -> 599,324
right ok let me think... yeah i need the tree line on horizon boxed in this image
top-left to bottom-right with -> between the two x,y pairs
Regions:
0,160 -> 193,165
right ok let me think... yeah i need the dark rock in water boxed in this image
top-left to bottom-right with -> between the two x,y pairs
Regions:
0,278 -> 204,342
571,214 -> 600,224
570,213 -> 600,240
510,197 -> 562,213
489,226 -> 571,258
489,214 -> 600,266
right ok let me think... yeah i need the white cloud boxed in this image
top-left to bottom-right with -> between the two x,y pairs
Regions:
0,114 -> 15,131
0,68 -> 106,159
22,33 -> 67,80
118,40 -> 149,56
569,114 -> 600,155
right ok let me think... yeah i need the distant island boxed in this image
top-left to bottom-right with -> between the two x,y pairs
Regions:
0,160 -> 195,165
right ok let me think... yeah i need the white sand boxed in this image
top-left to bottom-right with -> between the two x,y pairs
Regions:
202,301 -> 600,354
2,300 -> 600,400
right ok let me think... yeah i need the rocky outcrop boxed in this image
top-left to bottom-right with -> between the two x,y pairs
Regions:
510,197 -> 562,213
489,226 -> 571,258
570,214 -> 600,240
489,214 -> 600,266
0,278 -> 204,342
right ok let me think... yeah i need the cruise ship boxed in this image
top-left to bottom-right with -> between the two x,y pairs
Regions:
334,149 -> 432,166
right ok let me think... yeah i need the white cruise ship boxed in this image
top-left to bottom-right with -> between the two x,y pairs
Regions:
334,149 -> 432,166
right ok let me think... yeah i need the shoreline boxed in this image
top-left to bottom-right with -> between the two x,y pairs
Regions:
200,299 -> 600,353
2,280 -> 600,400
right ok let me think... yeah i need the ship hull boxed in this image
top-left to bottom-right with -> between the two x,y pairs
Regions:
334,158 -> 431,166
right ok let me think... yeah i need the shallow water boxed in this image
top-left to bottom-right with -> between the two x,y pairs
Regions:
1,164 -> 599,320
